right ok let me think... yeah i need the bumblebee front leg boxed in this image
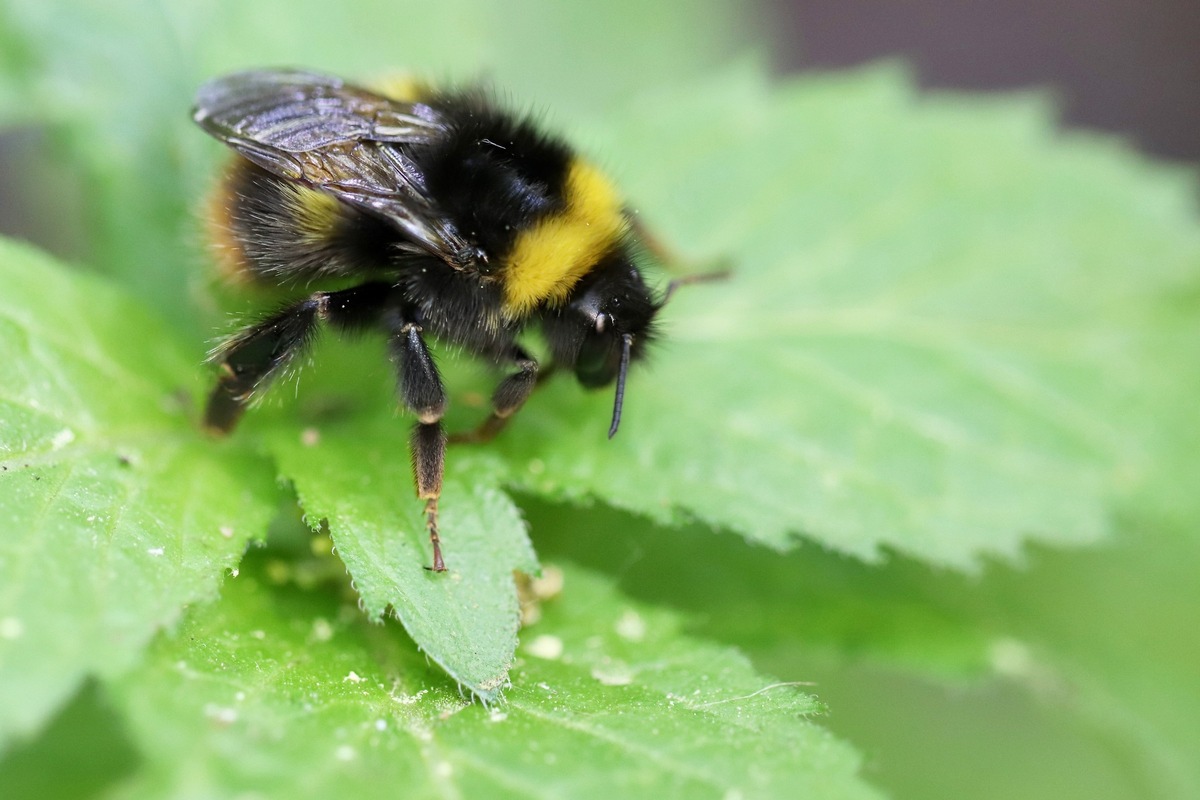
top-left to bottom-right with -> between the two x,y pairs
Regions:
450,346 -> 541,445
388,315 -> 450,572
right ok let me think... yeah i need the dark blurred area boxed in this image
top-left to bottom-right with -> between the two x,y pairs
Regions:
773,0 -> 1200,162
0,129 -> 86,260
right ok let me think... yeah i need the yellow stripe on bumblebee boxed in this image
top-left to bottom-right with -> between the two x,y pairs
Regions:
501,160 -> 629,318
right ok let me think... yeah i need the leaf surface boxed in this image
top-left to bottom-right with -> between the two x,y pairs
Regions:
103,555 -> 882,800
0,240 -> 280,746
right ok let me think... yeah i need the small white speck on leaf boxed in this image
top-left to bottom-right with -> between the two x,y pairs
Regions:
531,566 -> 564,598
219,525 -> 234,539
0,618 -> 24,640
989,637 -> 1035,677
205,704 -> 238,725
147,547 -> 164,557
525,634 -> 564,660
988,637 -> 1063,695
50,428 -> 75,450
591,661 -> 635,686
615,609 -> 647,642
344,671 -> 365,684
392,689 -> 428,706
310,617 -> 334,642
335,745 -> 356,761
301,427 -> 321,446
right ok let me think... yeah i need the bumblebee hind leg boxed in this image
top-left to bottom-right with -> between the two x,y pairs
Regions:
204,282 -> 392,433
206,283 -> 453,572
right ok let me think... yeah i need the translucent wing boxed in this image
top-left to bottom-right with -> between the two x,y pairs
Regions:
193,69 -> 484,270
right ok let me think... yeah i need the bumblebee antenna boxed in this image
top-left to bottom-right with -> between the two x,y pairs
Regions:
660,268 -> 732,306
608,334 -> 633,439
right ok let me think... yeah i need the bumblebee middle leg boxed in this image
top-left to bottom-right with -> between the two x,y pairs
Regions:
204,282 -> 392,433
449,346 -> 542,445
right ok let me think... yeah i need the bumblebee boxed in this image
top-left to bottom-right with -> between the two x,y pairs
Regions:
194,69 -> 714,572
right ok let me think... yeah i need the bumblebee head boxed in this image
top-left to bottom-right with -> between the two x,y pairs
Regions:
542,255 -> 660,438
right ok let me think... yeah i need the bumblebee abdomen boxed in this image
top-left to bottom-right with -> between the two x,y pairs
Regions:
206,158 -> 398,284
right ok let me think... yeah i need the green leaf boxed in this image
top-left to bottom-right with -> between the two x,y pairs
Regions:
0,239 -> 281,747
486,65 -> 1198,568
263,408 -> 538,701
529,500 -> 1200,798
102,553 -> 880,800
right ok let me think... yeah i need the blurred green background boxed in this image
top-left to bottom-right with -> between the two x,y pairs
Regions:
1,2 -> 1198,799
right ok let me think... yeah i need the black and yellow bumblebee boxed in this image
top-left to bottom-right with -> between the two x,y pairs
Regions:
194,69 -> 717,572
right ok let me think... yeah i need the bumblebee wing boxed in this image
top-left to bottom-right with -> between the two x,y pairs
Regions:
193,69 -> 481,269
